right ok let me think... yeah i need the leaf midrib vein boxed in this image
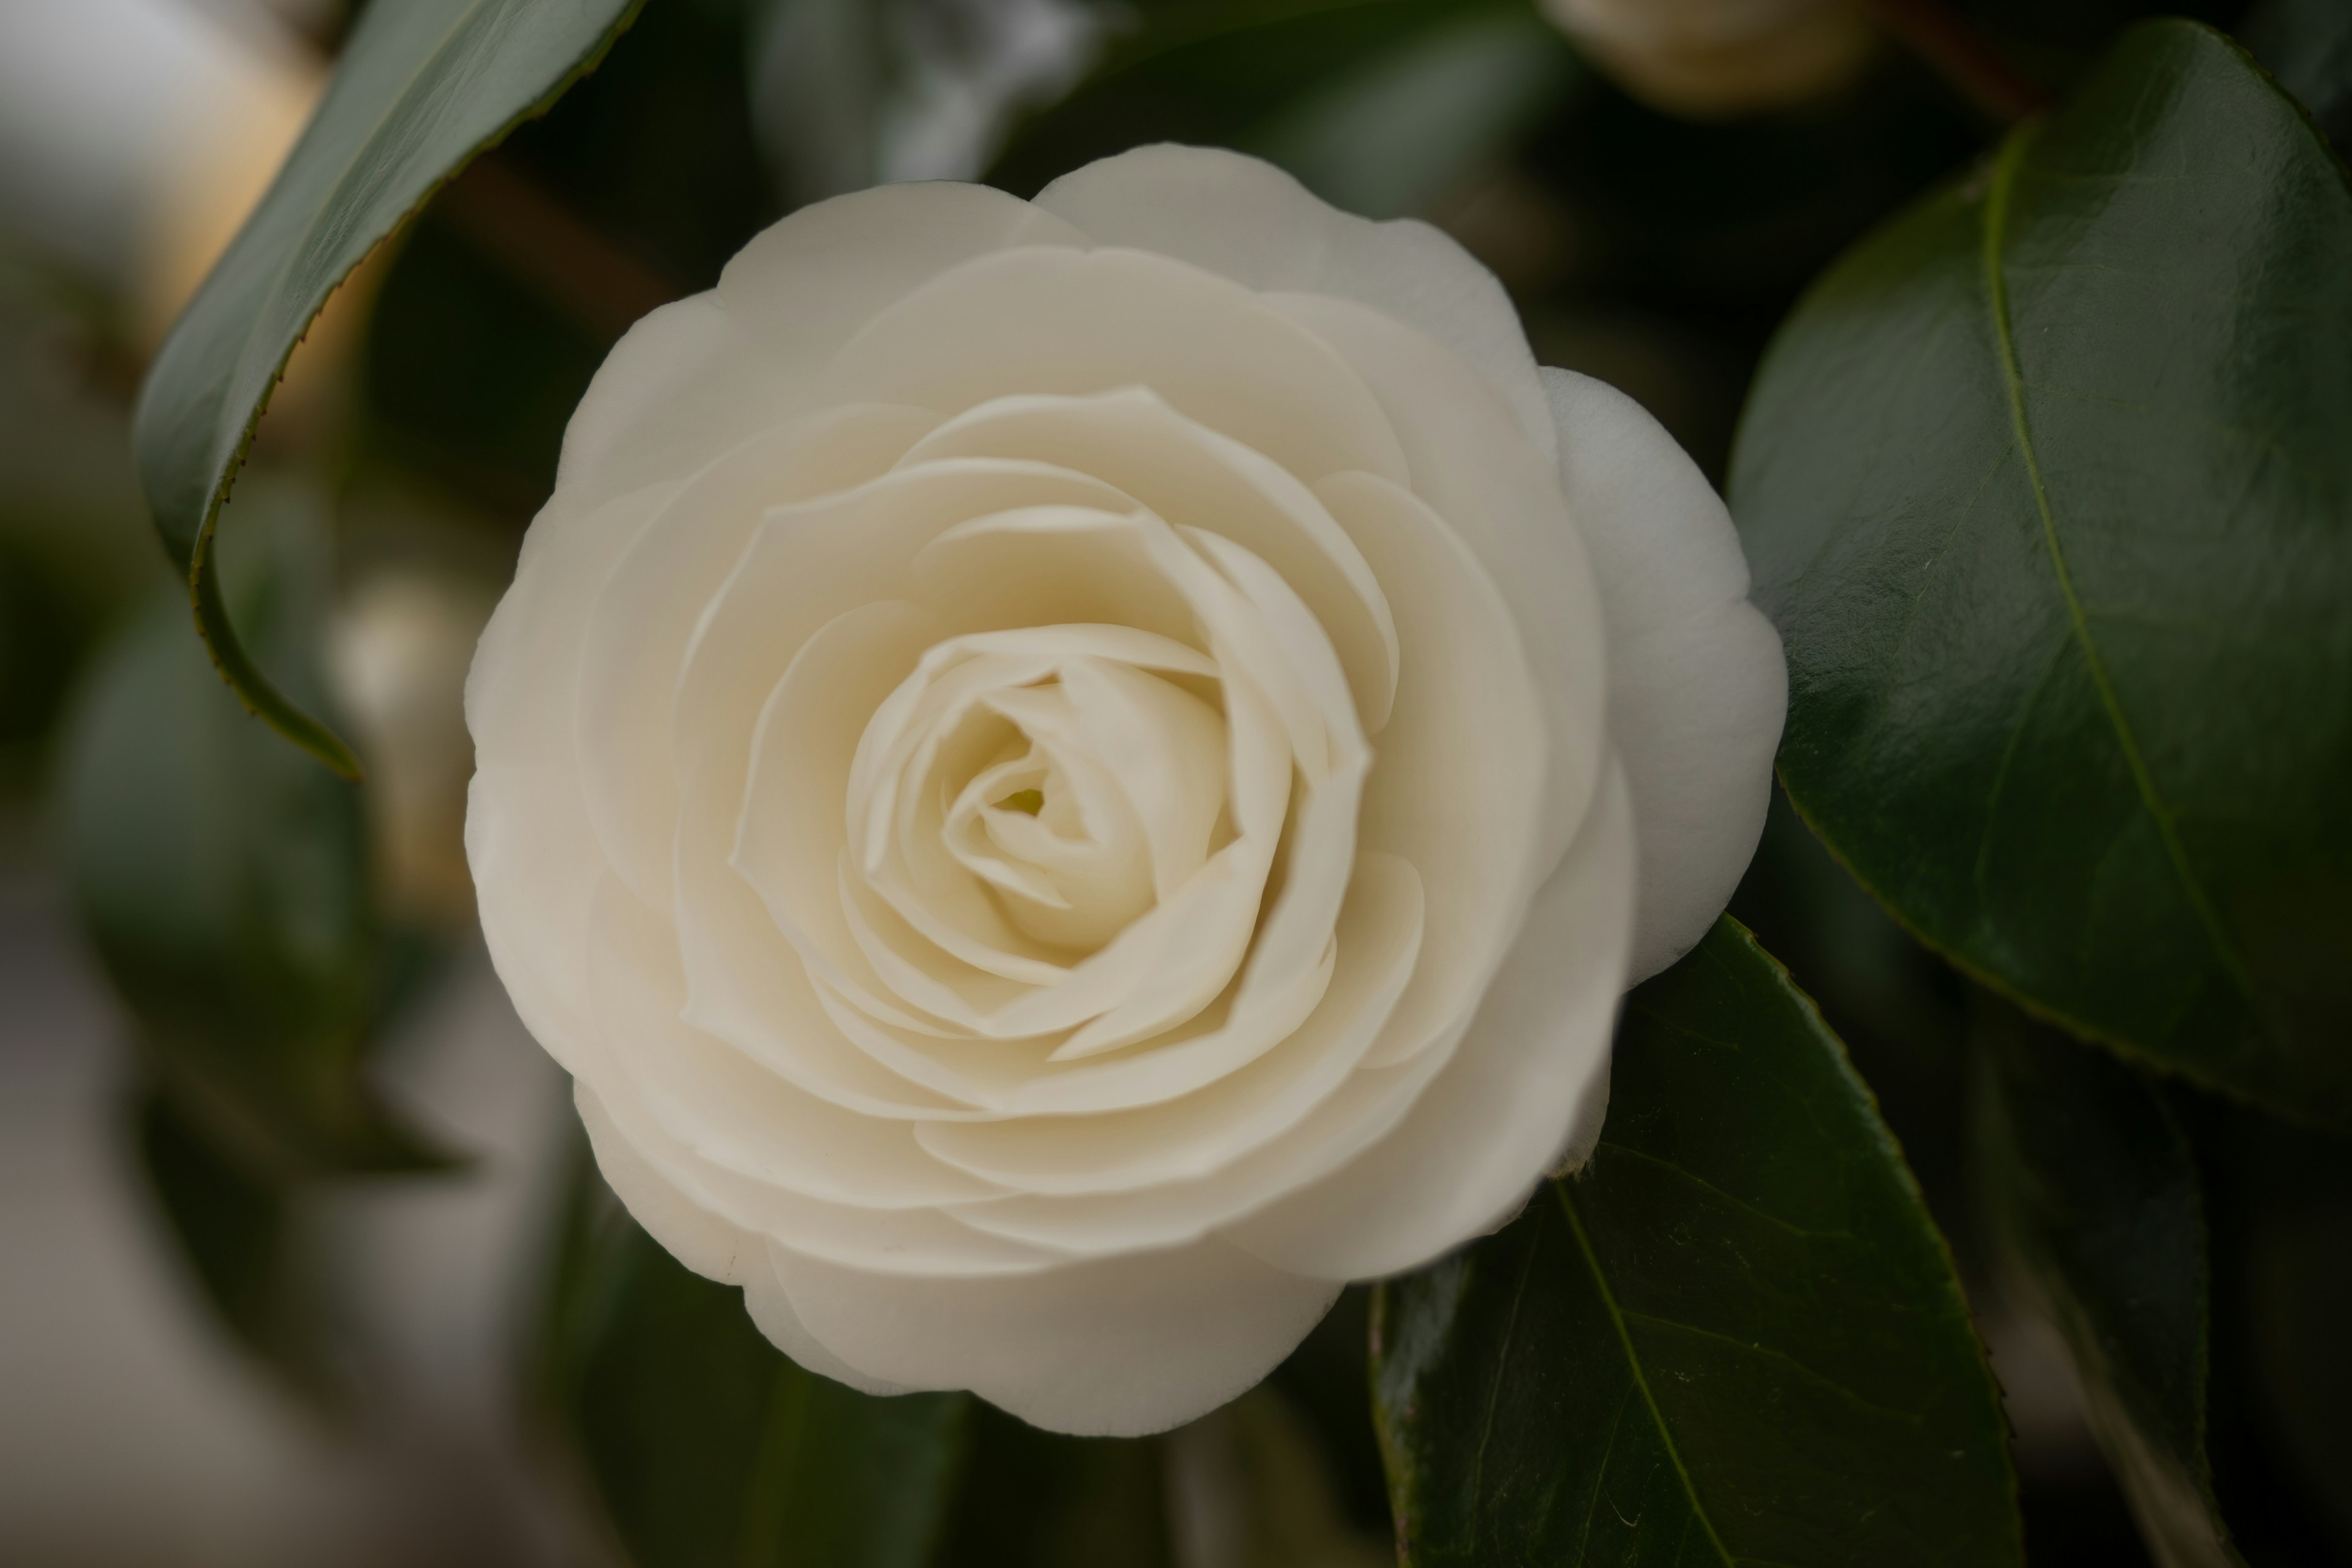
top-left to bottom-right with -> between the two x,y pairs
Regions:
1978,125 -> 2260,1016
1555,1184 -> 1736,1567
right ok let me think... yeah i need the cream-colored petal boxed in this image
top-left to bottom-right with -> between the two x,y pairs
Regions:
1032,144 -> 1555,467
549,293 -> 807,516
582,873 -> 1006,1208
586,1069 -> 1061,1278
1273,292 -> 1607,877
898,389 -> 1398,732
677,465 -> 1138,1049
1315,470 -> 1547,1069
718,178 -> 1090,366
769,1238 -> 1341,1437
821,244 -> 1409,487
919,853 -> 1421,1202
467,481 -> 680,1074
1225,760 -> 1636,1281
579,404 -> 941,914
575,1082 -> 763,1285
741,1252 -> 912,1397
1541,367 -> 1784,982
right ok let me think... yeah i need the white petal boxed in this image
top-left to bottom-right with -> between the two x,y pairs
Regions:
549,293 -> 807,516
575,1081 -> 761,1285
467,481 -> 680,1071
920,853 -> 1422,1201
1540,367 -> 1784,982
718,179 -> 1090,364
579,404 -> 941,915
581,1076 -> 914,1397
557,181 -> 1088,519
769,1238 -> 1341,1436
898,389 -> 1399,733
1224,759 -> 1636,1281
1032,144 -> 1554,467
581,873 -> 1005,1209
586,1072 -> 1061,1278
820,244 -> 1410,488
1314,470 -> 1547,1068
1273,293 -> 1608,879
741,1254 -> 911,1398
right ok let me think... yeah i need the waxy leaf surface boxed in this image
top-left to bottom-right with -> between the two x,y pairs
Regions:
1373,919 -> 2019,1566
1732,21 -> 2352,1125
132,0 -> 642,773
1975,1014 -> 2244,1567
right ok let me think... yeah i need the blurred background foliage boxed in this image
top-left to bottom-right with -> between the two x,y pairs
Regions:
1,0 -> 2346,1564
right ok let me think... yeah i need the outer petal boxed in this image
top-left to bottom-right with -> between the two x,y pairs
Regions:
1541,367 -> 1785,982
556,181 -> 1089,514
466,481 -> 680,1068
1032,143 -> 1555,467
769,1237 -> 1341,1437
550,293 -> 804,518
579,1084 -> 911,1396
1275,293 -> 1607,880
1224,760 -> 1636,1280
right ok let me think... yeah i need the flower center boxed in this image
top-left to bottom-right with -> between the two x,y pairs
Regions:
852,625 -> 1232,961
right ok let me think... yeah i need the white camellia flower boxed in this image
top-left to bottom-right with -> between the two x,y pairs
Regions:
466,145 -> 1784,1436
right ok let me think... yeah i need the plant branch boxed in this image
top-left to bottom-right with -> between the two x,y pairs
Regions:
1863,0 -> 2051,124
435,156 -> 681,339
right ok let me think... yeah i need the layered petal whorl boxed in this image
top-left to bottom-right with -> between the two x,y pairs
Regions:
468,146 -> 1773,1436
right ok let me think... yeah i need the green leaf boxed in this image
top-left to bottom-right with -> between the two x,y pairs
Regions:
935,1406 -> 1174,1568
1371,918 -> 2019,1567
58,488 -> 446,1177
1730,21 -> 2352,1125
130,0 -> 644,775
2244,0 -> 2352,146
1972,1009 -> 2244,1567
1243,7 -> 1580,220
130,1083 -> 333,1397
540,1162 -> 968,1568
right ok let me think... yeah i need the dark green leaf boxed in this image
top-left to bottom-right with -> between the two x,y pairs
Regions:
540,1162 -> 968,1568
1243,8 -> 1580,220
1732,21 -> 2352,1125
58,488 -> 445,1177
130,1082 -> 331,1396
2193,1101 -> 2352,1558
130,0 -> 644,774
2243,0 -> 2352,147
935,1408 -> 1174,1568
1373,918 -> 2019,1567
1973,1010 -> 2244,1567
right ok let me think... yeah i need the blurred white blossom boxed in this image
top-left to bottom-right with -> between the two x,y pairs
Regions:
1539,0 -> 1874,115
331,562 -> 501,924
748,0 -> 1113,202
0,0 -> 320,338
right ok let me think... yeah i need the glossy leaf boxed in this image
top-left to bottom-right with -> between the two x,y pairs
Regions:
131,0 -> 644,774
1372,918 -> 2018,1566
1973,1011 -> 2244,1568
539,1164 -> 968,1568
58,489 -> 444,1178
1732,21 -> 2352,1125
